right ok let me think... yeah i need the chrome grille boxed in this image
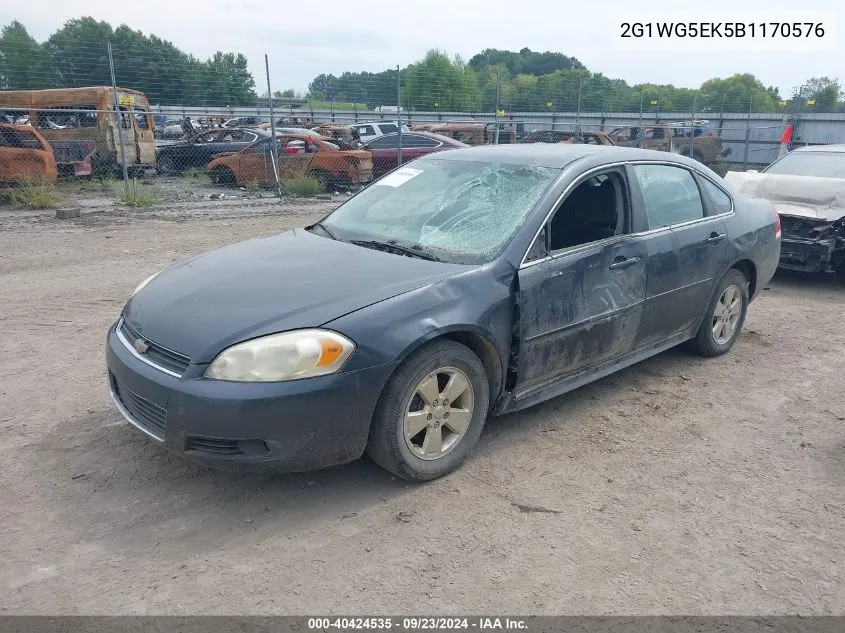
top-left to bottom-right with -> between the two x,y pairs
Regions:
118,318 -> 190,376
110,373 -> 167,440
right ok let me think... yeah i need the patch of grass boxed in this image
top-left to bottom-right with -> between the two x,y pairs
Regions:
182,168 -> 211,183
244,180 -> 261,194
283,174 -> 323,198
304,100 -> 369,111
4,176 -> 58,209
112,178 -> 156,207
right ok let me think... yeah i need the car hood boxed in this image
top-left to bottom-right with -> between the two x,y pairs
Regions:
724,171 -> 845,222
123,228 -> 468,363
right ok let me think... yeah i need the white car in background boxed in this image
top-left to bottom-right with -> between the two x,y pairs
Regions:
725,144 -> 845,284
352,120 -> 410,143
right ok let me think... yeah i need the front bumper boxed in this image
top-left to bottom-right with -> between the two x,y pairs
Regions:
778,235 -> 838,273
105,322 -> 394,471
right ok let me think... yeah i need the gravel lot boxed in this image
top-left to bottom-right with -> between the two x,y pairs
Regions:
1,199 -> 843,615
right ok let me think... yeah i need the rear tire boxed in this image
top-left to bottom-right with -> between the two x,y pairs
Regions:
210,167 -> 236,186
366,340 -> 489,481
312,169 -> 333,192
688,269 -> 749,357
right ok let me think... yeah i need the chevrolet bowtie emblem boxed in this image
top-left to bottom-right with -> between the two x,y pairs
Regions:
133,338 -> 149,354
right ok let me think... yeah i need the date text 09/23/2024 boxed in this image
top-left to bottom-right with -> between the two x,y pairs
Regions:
307,617 -> 528,630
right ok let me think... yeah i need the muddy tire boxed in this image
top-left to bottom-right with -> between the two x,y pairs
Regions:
366,340 -> 489,482
156,155 -> 177,175
689,269 -> 749,357
312,170 -> 333,192
210,167 -> 236,186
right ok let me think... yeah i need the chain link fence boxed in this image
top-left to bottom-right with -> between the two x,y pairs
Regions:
2,39 -> 844,204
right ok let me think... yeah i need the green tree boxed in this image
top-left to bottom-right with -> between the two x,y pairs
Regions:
797,77 -> 843,112
0,21 -> 59,89
403,50 -> 482,112
697,74 -> 780,113
468,47 -> 584,76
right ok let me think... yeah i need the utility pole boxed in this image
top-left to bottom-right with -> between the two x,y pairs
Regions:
494,70 -> 501,145
107,41 -> 129,189
396,65 -> 402,168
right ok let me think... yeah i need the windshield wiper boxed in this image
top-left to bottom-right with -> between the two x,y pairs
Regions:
350,239 -> 443,262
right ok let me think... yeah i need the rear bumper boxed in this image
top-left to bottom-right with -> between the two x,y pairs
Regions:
105,321 -> 395,472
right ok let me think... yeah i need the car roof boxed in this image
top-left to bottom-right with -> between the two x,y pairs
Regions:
792,144 -> 845,153
421,143 -> 697,168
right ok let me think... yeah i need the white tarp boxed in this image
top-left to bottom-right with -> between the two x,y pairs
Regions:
724,171 -> 845,221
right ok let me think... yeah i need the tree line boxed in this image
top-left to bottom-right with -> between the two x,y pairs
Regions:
308,48 -> 844,114
0,19 -> 256,105
1,18 -> 842,114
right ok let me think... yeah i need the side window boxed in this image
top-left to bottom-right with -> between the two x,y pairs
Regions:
196,131 -> 220,143
700,178 -> 732,214
524,225 -> 549,263
367,135 -> 398,149
404,134 -> 439,148
357,125 -> 376,137
548,171 -> 625,252
634,164 -> 704,229
133,106 -> 150,129
378,123 -> 398,134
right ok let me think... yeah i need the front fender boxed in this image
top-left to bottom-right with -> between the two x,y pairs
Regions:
324,261 -> 516,396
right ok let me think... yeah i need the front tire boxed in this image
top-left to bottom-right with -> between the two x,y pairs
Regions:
689,269 -> 749,357
366,340 -> 489,481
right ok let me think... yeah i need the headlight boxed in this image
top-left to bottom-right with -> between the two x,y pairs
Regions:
204,329 -> 355,382
131,271 -> 160,298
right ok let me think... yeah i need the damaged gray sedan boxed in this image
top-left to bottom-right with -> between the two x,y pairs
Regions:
726,144 -> 845,284
107,144 -> 780,481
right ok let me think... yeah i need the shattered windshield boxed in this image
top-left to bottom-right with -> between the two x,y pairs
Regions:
321,158 -> 559,264
764,152 -> 845,179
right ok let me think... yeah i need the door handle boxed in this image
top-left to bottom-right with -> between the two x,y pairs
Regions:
609,256 -> 640,270
707,232 -> 727,244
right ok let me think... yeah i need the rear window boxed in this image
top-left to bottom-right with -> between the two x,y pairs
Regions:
764,151 -> 845,179
0,127 -> 46,150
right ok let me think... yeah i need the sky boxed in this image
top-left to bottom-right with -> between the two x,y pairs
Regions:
2,0 -> 841,98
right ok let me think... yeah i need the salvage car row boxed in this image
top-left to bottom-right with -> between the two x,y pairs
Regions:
1,87 -> 842,286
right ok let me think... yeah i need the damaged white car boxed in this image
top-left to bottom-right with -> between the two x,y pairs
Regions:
725,145 -> 845,284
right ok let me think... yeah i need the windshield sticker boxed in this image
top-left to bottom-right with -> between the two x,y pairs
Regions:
375,167 -> 424,188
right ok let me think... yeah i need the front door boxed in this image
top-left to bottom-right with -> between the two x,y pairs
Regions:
515,168 -> 647,398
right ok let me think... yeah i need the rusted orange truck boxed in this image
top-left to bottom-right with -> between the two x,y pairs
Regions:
0,123 -> 57,185
207,134 -> 373,190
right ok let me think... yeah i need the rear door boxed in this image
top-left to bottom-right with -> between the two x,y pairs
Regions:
129,102 -> 155,167
628,162 -> 730,346
111,104 -> 139,166
515,167 -> 648,398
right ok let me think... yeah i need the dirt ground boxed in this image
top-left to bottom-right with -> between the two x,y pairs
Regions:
1,200 -> 844,616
